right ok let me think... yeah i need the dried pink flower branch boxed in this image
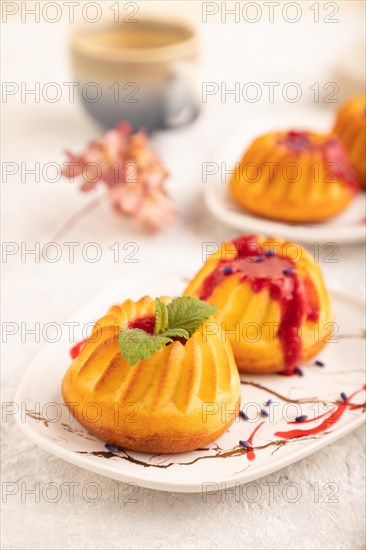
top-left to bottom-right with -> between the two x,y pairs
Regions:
62,122 -> 176,232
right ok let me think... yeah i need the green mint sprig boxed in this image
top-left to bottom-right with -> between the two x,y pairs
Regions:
118,296 -> 217,365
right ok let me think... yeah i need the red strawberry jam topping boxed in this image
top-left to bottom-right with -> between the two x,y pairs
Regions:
128,314 -> 187,345
70,339 -> 86,359
280,130 -> 312,152
198,235 -> 319,375
128,315 -> 156,334
279,130 -> 359,191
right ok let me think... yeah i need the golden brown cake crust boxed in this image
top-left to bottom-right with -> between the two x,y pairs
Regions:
62,296 -> 241,454
229,130 -> 359,222
333,95 -> 366,188
184,235 -> 333,374
61,382 -> 239,454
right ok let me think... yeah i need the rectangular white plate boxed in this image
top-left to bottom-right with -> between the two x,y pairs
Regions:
15,273 -> 365,492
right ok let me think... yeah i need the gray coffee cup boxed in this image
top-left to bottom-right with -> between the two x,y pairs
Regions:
71,19 -> 200,131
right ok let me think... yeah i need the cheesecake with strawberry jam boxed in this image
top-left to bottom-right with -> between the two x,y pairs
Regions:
229,130 -> 359,222
184,235 -> 333,374
62,296 -> 240,453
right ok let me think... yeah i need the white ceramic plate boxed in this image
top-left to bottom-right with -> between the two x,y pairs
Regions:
15,273 -> 365,493
204,116 -> 366,244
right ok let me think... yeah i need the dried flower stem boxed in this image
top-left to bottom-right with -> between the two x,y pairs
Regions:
48,195 -> 104,243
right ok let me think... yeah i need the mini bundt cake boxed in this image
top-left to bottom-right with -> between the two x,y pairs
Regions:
229,130 -> 359,222
333,95 -> 366,188
184,235 -> 333,375
62,296 -> 240,453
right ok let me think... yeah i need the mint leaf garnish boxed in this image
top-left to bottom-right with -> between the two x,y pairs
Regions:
118,329 -> 172,366
167,296 -> 218,336
163,328 -> 190,340
154,298 -> 169,335
118,296 -> 218,365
